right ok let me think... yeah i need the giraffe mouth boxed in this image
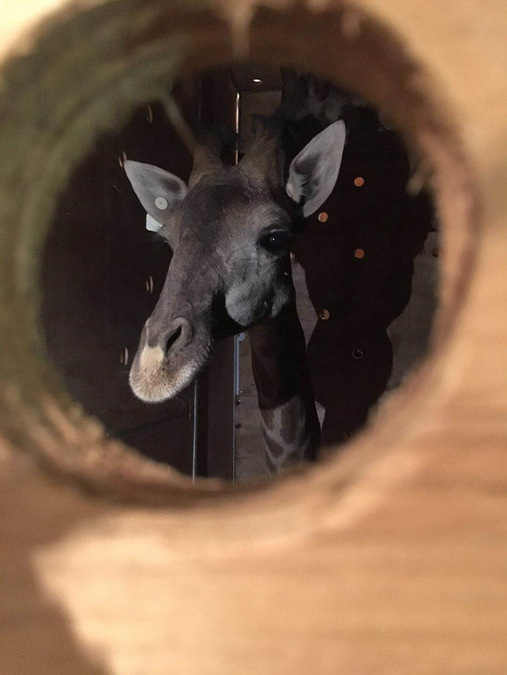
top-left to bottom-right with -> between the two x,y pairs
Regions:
129,359 -> 200,402
129,339 -> 212,403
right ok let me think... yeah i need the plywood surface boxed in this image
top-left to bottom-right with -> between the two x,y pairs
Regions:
0,0 -> 506,673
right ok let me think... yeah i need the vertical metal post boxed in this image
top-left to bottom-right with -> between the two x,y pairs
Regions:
191,378 -> 199,482
231,89 -> 241,483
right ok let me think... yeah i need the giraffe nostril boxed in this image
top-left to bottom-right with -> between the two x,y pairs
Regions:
162,317 -> 192,356
165,325 -> 183,352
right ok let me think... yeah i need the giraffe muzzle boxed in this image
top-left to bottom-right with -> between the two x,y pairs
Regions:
129,316 -> 208,403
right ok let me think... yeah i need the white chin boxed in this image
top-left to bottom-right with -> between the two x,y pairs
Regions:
129,362 -> 198,403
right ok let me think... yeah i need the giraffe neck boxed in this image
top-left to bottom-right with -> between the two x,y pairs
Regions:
247,299 -> 320,474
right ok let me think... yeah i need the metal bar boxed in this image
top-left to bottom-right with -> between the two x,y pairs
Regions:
191,378 -> 199,482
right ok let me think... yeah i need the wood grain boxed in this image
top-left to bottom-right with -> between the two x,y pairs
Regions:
0,0 -> 506,673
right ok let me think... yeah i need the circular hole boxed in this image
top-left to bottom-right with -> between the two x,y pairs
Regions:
40,64 -> 440,483
145,275 -> 155,293
0,2 -> 477,510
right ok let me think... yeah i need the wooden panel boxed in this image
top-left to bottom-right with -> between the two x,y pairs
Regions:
40,72 -> 238,476
40,95 -> 198,469
0,1 -> 506,674
200,69 -> 238,133
119,416 -> 193,472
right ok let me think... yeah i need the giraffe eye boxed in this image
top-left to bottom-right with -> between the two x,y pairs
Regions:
260,229 -> 291,253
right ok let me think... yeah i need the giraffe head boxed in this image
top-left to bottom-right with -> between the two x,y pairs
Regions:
124,119 -> 346,402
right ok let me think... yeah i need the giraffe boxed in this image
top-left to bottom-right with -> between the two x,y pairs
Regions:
124,118 -> 346,472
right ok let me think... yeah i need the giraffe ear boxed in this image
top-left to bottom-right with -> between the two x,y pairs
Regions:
124,160 -> 188,229
285,120 -> 346,217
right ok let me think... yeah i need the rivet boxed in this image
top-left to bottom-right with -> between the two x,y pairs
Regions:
155,197 -> 168,210
354,248 -> 365,259
318,211 -> 329,223
354,176 -> 365,187
319,309 -> 330,320
352,348 -> 364,360
120,347 -> 129,366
